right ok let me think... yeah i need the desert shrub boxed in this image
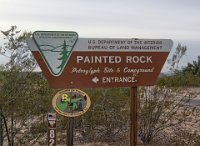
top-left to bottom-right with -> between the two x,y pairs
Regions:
157,72 -> 200,87
194,135 -> 200,146
73,88 -> 130,145
30,122 -> 47,135
137,86 -> 198,145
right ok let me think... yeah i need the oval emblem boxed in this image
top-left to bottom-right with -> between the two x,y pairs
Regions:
52,89 -> 91,117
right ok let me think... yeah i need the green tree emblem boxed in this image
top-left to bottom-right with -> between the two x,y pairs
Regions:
57,40 -> 70,69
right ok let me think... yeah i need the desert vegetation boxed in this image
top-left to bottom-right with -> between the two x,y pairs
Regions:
1,26 -> 200,146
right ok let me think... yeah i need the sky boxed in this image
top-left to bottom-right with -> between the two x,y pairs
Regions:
0,0 -> 200,72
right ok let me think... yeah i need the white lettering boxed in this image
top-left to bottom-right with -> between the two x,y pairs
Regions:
77,56 -> 83,63
126,56 -> 152,63
76,56 -> 121,64
123,67 -> 154,73
71,67 -> 100,75
147,56 -> 152,63
102,76 -> 137,83
104,67 -> 114,73
133,56 -> 139,63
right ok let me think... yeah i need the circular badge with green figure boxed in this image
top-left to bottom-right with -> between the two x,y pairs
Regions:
52,89 -> 91,117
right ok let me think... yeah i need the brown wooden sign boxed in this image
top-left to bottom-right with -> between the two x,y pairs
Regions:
28,31 -> 173,88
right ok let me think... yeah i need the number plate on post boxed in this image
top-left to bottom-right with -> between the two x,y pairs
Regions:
47,113 -> 56,146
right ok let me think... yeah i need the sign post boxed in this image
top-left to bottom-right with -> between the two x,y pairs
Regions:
130,87 -> 137,146
67,117 -> 74,146
28,31 -> 173,146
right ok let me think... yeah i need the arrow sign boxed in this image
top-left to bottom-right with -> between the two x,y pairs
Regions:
92,77 -> 99,84
28,31 -> 173,88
